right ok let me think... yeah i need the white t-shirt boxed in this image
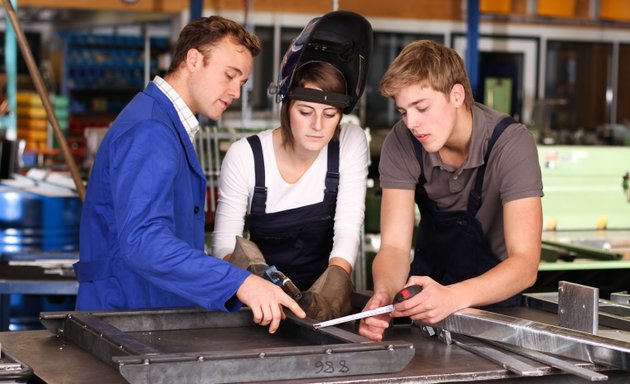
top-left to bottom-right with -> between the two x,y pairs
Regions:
212,123 -> 368,267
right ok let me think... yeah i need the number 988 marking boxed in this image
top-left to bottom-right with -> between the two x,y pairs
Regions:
314,360 -> 350,374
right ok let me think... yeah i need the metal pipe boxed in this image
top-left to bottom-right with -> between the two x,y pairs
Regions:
1,0 -> 86,201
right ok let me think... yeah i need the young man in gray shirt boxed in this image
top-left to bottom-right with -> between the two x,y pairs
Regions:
360,40 -> 543,342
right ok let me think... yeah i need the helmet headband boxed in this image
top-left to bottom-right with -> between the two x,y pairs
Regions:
287,87 -> 351,109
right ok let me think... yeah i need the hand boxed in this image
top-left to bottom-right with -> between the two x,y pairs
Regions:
392,276 -> 463,324
358,291 -> 392,342
236,274 -> 306,333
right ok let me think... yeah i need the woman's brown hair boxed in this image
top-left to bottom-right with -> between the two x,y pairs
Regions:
280,61 -> 346,149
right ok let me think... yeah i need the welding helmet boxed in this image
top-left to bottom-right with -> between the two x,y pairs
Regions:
270,10 -> 373,115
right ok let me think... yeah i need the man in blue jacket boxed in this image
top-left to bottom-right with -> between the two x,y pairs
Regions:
74,16 -> 305,334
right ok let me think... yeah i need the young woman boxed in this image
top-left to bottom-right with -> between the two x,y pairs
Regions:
212,11 -> 373,320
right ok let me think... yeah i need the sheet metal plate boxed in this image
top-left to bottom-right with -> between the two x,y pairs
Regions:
39,307 -> 414,384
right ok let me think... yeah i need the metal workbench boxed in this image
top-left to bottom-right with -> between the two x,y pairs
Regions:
1,304 -> 630,384
0,252 -> 78,331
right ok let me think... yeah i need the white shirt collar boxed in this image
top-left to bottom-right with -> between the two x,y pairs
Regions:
152,75 -> 199,143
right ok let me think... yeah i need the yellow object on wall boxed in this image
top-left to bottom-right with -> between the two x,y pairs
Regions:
16,92 -> 69,150
19,0 -> 155,11
537,0 -> 576,17
17,0 -> 466,20
600,0 -> 630,21
480,0 -> 512,14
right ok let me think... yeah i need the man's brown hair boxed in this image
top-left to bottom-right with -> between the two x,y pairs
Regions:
167,16 -> 261,74
379,40 -> 473,110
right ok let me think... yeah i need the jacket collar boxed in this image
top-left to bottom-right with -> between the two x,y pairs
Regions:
143,82 -> 205,179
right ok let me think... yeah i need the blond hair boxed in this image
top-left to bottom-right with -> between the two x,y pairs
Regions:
379,40 -> 473,110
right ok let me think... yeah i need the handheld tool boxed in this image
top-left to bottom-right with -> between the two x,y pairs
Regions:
262,265 -> 303,301
230,236 -> 302,301
313,284 -> 422,329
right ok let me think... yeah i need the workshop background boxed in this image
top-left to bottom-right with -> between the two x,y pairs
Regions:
0,0 -> 629,333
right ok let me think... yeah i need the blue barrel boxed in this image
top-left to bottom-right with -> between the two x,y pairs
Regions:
0,188 -> 81,252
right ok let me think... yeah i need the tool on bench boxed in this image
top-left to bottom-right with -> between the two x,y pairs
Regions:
313,284 -> 422,329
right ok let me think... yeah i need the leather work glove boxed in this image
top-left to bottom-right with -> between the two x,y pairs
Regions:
229,236 -> 268,276
299,265 -> 354,321
229,236 -> 302,300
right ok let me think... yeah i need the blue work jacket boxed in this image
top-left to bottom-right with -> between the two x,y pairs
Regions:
74,82 -> 249,311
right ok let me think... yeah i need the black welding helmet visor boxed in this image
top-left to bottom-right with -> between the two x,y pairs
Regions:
273,10 -> 373,115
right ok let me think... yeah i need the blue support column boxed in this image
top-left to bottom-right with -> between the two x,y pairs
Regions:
190,0 -> 202,21
466,0 -> 480,99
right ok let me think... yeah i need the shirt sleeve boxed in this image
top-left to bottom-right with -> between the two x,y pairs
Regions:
494,125 -> 544,203
212,137 -> 256,259
329,124 -> 369,267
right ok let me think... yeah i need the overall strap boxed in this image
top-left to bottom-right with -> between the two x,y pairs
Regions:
467,116 -> 516,215
246,135 -> 268,214
325,139 -> 340,194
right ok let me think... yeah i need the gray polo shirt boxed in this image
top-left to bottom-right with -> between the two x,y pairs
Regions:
379,102 -> 543,261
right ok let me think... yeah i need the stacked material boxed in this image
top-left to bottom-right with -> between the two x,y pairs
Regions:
17,92 -> 69,150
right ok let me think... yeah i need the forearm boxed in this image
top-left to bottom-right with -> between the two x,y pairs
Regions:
329,231 -> 361,270
371,188 -> 416,301
451,196 -> 542,307
211,212 -> 245,259
212,145 -> 252,258
450,252 -> 538,308
371,245 -> 411,300
212,181 -> 248,259
330,124 -> 368,273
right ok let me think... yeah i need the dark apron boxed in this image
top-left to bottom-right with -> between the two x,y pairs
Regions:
244,135 -> 339,291
409,117 -> 521,307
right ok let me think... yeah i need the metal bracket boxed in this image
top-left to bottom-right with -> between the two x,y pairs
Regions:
419,325 -> 436,338
558,281 -> 599,334
436,328 -> 452,345
417,324 -> 452,345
